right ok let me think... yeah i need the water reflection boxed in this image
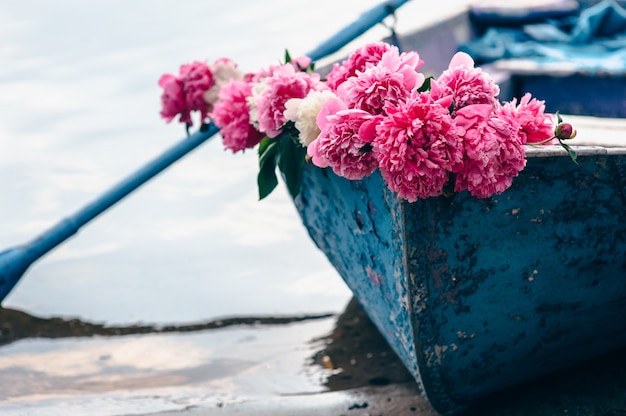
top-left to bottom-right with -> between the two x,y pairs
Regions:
0,298 -> 414,404
0,309 -> 339,414
4,296 -> 626,415
0,306 -> 332,347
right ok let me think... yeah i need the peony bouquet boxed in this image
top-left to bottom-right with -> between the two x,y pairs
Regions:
158,42 -> 576,202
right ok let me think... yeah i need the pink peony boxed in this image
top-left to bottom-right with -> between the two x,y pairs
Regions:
430,52 -> 499,113
204,58 -> 244,106
253,63 -> 323,138
337,47 -> 425,115
325,42 -> 393,90
179,61 -> 215,121
289,55 -> 312,71
374,91 -> 463,202
454,104 -> 526,198
159,61 -> 215,125
158,74 -> 185,123
307,97 -> 379,180
284,90 -> 338,147
501,93 -> 555,144
211,80 -> 264,153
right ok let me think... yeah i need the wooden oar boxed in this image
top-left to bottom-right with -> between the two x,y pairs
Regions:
0,0 -> 411,304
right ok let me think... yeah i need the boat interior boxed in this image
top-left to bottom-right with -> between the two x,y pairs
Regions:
393,0 -> 626,152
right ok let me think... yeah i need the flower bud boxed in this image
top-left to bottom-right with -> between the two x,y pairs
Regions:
555,122 -> 577,140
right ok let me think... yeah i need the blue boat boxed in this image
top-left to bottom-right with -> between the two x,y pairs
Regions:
294,1 -> 626,413
1,1 -> 625,414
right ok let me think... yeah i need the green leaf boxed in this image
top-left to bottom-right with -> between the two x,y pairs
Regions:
556,111 -> 563,124
257,128 -> 306,200
257,136 -> 280,200
284,49 -> 292,64
258,137 -> 279,167
417,76 -> 433,93
258,136 -> 274,158
559,140 -> 578,164
257,153 -> 279,200
278,120 -> 295,133
277,133 -> 307,199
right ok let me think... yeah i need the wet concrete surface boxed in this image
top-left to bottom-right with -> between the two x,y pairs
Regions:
4,297 -> 626,415
150,383 -> 436,416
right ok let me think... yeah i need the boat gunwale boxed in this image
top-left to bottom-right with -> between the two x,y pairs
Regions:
526,145 -> 626,157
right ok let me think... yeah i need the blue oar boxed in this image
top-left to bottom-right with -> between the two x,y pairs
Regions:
0,0 -> 410,304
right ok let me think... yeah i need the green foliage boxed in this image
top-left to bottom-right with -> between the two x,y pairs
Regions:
257,137 -> 279,200
257,123 -> 307,200
558,141 -> 578,164
284,48 -> 315,72
418,76 -> 433,93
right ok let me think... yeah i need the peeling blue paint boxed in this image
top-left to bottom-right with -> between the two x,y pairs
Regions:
294,152 -> 626,414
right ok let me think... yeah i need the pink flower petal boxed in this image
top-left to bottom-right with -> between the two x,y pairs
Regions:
448,51 -> 475,69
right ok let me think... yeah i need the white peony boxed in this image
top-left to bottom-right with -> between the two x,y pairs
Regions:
284,89 -> 337,147
204,58 -> 244,106
246,78 -> 268,129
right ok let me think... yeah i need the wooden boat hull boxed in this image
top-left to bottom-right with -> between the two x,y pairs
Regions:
294,149 -> 626,413
294,2 -> 626,413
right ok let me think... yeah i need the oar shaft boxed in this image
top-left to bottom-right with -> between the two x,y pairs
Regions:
0,125 -> 218,302
27,124 -> 220,263
307,0 -> 410,61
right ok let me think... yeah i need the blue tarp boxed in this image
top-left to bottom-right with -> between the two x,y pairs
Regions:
461,0 -> 626,73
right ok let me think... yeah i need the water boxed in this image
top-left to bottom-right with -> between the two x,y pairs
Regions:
0,318 -> 339,415
0,0 -> 394,325
0,0 -> 473,326
0,1 -> 471,414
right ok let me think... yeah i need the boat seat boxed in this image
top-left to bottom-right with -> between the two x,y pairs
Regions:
470,0 -> 580,28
